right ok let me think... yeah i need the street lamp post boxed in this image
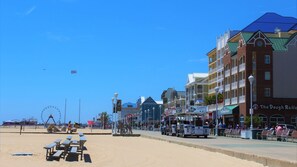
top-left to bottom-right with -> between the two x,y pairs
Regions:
144,110 -> 147,130
248,75 -> 254,137
147,109 -> 150,130
112,98 -> 114,134
159,105 -> 162,130
215,86 -> 220,137
114,93 -> 118,134
153,107 -> 155,131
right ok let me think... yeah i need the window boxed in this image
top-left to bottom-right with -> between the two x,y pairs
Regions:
265,71 -> 270,80
265,55 -> 270,64
258,114 -> 267,122
291,116 -> 297,124
264,88 -> 271,97
270,115 -> 285,124
256,39 -> 264,47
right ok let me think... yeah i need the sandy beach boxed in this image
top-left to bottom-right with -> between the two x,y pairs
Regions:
0,127 -> 266,167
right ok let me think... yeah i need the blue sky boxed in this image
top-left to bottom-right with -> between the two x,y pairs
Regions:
0,0 -> 296,124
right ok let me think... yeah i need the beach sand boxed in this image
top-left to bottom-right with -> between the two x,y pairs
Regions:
0,127 -> 266,167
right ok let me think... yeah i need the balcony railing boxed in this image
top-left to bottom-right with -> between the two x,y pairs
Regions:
225,84 -> 230,92
239,63 -> 246,72
231,82 -> 237,90
231,97 -> 238,105
209,78 -> 217,84
231,66 -> 238,75
239,95 -> 245,103
209,67 -> 217,74
239,79 -> 245,88
208,88 -> 215,94
208,103 -> 224,112
225,69 -> 230,77
217,75 -> 223,81
224,98 -> 230,105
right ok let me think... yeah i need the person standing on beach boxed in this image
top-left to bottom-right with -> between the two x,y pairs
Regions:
67,121 -> 72,133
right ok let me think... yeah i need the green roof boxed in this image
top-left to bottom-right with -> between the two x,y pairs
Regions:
241,32 -> 254,42
269,37 -> 289,51
227,42 -> 238,56
285,32 -> 297,46
219,105 -> 238,115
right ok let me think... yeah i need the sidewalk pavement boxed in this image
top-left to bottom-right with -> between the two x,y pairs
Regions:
134,130 -> 297,167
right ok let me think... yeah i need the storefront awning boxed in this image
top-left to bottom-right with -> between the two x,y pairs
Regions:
219,105 -> 239,115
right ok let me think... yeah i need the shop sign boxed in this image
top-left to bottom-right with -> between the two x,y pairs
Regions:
253,104 -> 297,111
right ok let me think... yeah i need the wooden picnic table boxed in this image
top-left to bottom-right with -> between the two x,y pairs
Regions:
66,136 -> 72,140
44,142 -> 56,159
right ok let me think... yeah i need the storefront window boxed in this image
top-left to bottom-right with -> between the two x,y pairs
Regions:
270,114 -> 285,124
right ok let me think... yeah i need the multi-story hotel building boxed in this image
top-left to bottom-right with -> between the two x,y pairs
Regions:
207,31 -> 238,117
185,73 -> 208,107
221,13 -> 297,127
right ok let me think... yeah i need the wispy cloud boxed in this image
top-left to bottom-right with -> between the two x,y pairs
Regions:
187,58 -> 208,63
46,32 -> 71,42
25,6 -> 36,15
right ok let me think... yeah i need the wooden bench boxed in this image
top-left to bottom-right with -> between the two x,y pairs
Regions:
52,150 -> 63,159
44,142 -> 56,159
70,146 -> 78,154
224,129 -> 231,137
256,130 -> 271,140
280,129 -> 290,141
290,130 -> 297,142
266,130 -> 275,140
78,136 -> 87,160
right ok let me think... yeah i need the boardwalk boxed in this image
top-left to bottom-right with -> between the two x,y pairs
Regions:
135,130 -> 297,167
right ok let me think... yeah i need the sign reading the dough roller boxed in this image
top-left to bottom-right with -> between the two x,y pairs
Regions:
253,104 -> 297,111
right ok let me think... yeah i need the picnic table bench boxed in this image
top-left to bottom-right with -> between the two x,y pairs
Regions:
76,136 -> 87,160
44,142 -> 56,159
54,139 -> 62,149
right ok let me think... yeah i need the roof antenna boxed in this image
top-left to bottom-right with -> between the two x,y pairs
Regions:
274,27 -> 281,38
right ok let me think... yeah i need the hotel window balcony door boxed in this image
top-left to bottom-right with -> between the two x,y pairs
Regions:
265,55 -> 271,64
265,71 -> 271,80
264,88 -> 271,97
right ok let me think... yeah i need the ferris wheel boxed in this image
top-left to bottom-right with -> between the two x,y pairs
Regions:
41,106 -> 61,126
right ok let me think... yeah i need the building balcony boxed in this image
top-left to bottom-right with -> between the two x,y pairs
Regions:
239,79 -> 245,88
224,98 -> 230,105
225,69 -> 230,77
208,103 -> 224,112
217,65 -> 224,72
209,88 -> 215,94
209,67 -> 217,74
239,63 -> 245,72
239,95 -> 245,103
217,75 -> 223,81
231,82 -> 238,90
225,84 -> 230,92
231,97 -> 238,105
231,66 -> 238,75
209,78 -> 217,84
